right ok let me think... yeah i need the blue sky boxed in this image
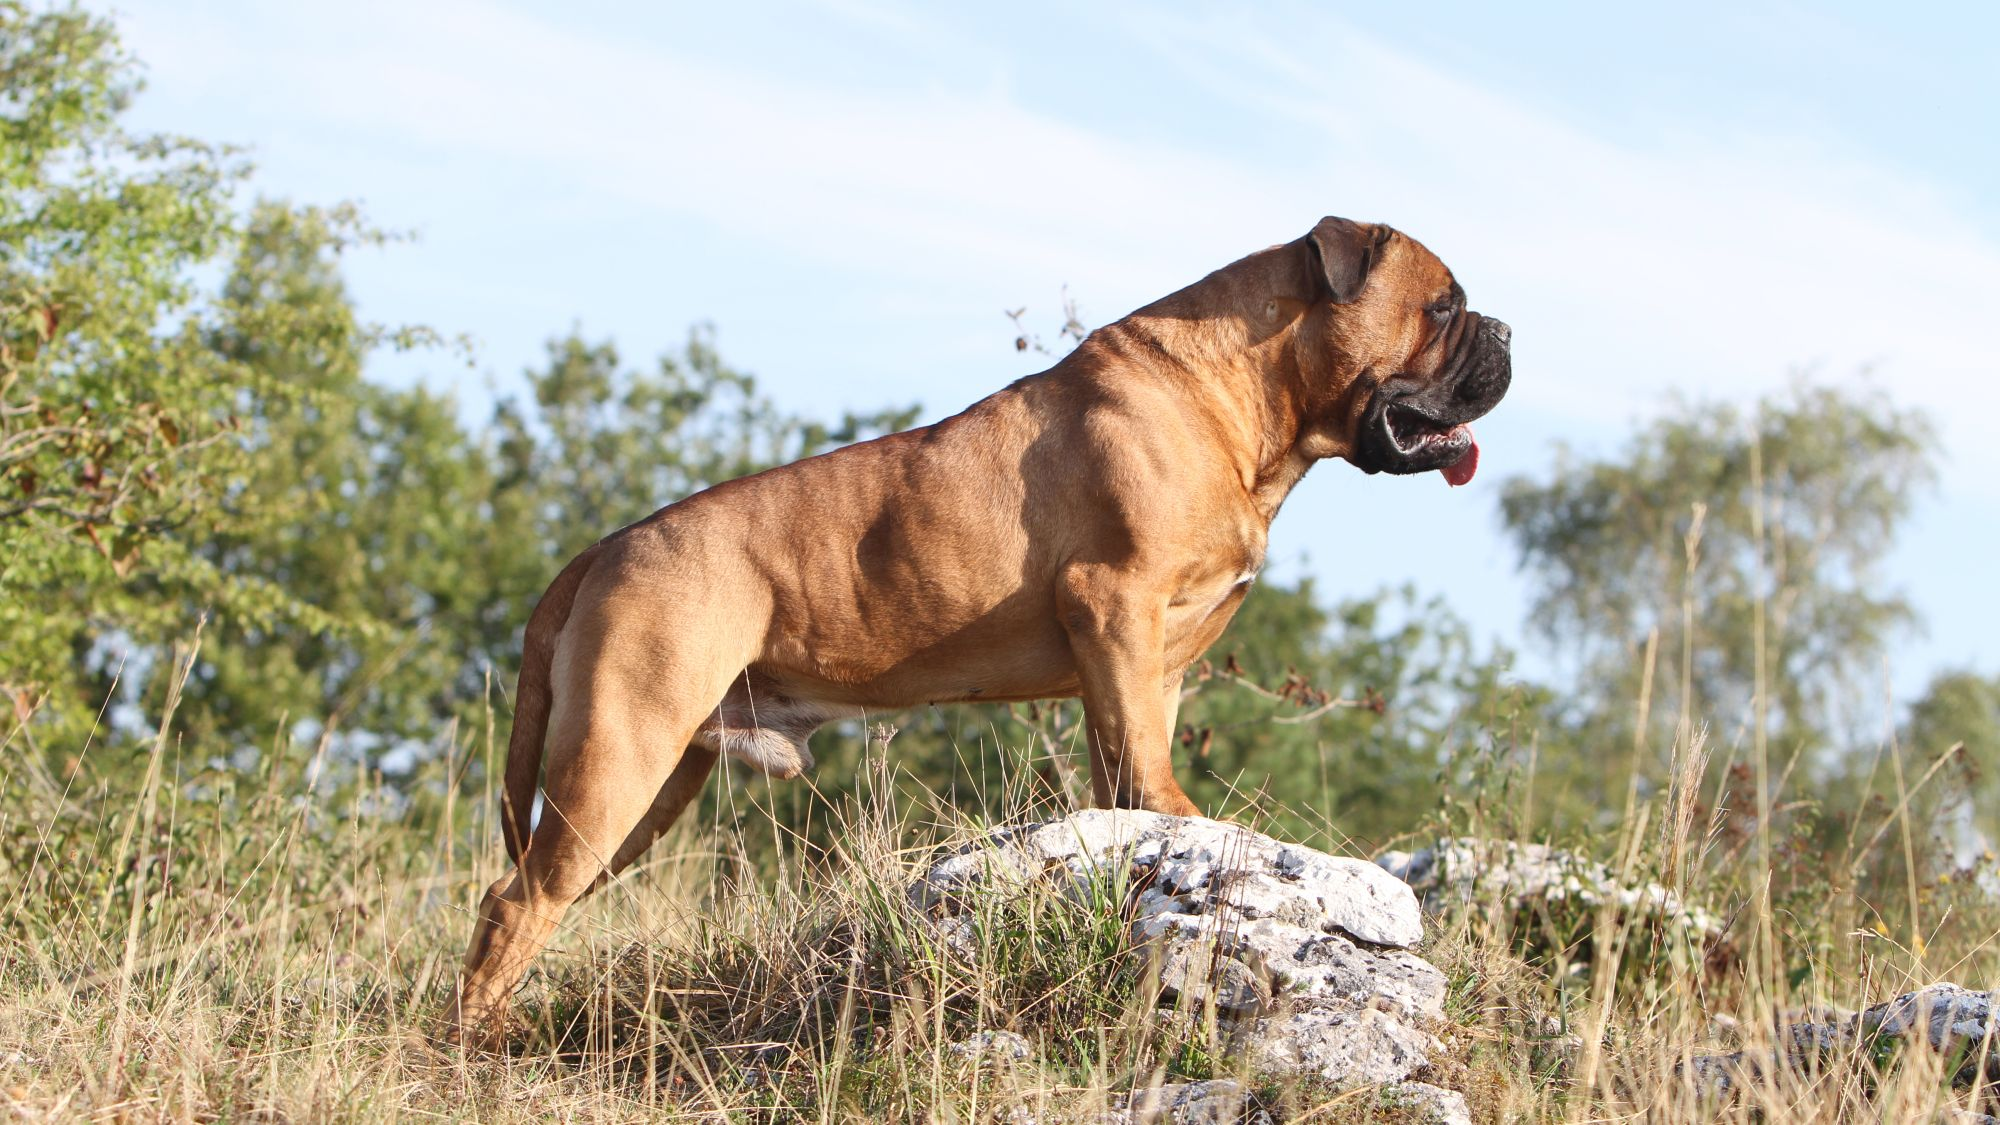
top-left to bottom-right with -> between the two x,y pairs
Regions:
112,0 -> 1998,706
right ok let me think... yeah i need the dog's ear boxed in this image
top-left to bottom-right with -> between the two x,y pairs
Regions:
1306,217 -> 1393,304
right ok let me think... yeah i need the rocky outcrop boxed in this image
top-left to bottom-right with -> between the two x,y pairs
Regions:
1689,983 -> 2000,1093
1376,837 -> 1728,964
913,811 -> 1464,1117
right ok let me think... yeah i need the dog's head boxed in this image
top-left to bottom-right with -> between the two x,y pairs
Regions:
1294,217 -> 1511,485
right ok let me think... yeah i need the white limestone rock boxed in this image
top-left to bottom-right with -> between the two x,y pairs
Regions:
913,811 -> 1454,1093
1113,1079 -> 1271,1124
1382,1081 -> 1473,1125
916,810 -> 1423,948
1376,837 -> 1726,950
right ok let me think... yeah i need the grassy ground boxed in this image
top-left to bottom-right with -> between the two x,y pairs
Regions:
3,646 -> 1997,1122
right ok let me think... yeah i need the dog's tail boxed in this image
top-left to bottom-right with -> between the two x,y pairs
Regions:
502,547 -> 598,865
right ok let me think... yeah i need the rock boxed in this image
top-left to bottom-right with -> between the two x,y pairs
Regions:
913,811 -> 1457,1096
919,811 -> 1424,948
947,1029 -> 1032,1064
1382,1081 -> 1473,1125
1861,984 -> 1999,1070
1151,935 -> 1270,1014
1687,983 -> 2000,1093
1377,837 -> 1727,957
1114,1079 -> 1272,1124
1133,916 -> 1445,1021
1245,1004 -> 1442,1087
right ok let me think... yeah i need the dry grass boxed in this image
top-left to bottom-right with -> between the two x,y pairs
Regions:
2,641 -> 1998,1122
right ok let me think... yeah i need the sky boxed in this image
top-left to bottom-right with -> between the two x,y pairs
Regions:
110,0 -> 1999,706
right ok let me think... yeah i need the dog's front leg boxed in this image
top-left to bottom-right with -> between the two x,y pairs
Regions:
1058,566 -> 1200,817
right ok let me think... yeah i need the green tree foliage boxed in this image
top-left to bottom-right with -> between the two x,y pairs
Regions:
176,201 -> 477,750
0,6 -> 455,750
1901,669 -> 2000,838
1498,384 -> 1936,811
1175,581 -> 1528,847
1,1 -> 253,724
0,0 -> 927,772
1906,672 -> 2000,760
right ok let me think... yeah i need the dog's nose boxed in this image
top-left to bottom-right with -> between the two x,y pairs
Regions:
1486,319 -> 1511,347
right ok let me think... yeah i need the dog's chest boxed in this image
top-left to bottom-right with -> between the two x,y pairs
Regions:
1162,547 -> 1263,660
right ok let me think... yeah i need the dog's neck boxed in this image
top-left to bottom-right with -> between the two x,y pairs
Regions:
1089,243 -> 1372,522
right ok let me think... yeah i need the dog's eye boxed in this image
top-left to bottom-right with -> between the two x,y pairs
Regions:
1425,301 -> 1454,321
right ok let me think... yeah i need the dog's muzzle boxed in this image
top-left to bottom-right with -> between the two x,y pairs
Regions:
1354,316 -> 1512,482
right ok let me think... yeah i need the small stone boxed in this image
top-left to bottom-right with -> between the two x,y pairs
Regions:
947,1029 -> 1033,1064
1117,1079 -> 1272,1124
1383,1081 -> 1472,1125
918,811 -> 1424,949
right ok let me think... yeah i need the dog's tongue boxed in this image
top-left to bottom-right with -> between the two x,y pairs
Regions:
1441,426 -> 1479,487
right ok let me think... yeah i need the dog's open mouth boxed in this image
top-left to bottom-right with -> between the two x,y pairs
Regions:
1386,404 -> 1480,486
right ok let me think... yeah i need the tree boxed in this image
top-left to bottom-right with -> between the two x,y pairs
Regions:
172,201 -> 477,752
0,1 -> 476,754
1499,382 -> 1936,809
1,2 -> 268,734
1901,669 -> 2000,841
0,0 -> 921,768
1173,580 -> 1528,848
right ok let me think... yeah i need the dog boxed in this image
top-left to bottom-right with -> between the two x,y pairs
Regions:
443,216 -> 1512,1047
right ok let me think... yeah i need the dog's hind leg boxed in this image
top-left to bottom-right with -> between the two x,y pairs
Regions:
598,743 -> 720,882
447,595 -> 754,1049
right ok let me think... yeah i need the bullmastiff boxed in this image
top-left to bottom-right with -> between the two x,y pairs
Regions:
444,216 -> 1512,1047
